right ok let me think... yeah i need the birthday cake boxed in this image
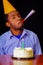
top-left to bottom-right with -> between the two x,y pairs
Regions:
13,47 -> 34,58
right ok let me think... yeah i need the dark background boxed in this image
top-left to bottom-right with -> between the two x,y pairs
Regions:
0,0 -> 43,52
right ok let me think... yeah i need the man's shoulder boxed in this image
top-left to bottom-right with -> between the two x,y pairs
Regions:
0,31 -> 10,38
24,29 -> 37,37
24,29 -> 36,34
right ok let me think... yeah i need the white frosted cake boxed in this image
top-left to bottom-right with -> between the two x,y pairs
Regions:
13,47 -> 34,58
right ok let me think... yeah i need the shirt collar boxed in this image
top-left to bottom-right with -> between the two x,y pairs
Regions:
20,29 -> 28,38
8,31 -> 14,39
8,29 -> 28,39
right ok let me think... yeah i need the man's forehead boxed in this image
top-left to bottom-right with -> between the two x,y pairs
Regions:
8,10 -> 20,16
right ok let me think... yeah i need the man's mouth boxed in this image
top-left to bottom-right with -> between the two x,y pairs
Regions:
17,19 -> 22,24
17,20 -> 20,23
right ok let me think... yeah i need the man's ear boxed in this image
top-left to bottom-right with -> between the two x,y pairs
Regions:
5,22 -> 10,27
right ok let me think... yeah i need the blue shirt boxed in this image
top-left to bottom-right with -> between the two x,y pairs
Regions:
0,29 -> 42,56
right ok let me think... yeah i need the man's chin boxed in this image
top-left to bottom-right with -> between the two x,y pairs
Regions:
15,28 -> 23,30
14,26 -> 23,30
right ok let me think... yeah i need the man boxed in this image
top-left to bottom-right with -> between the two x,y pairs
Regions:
0,0 -> 42,56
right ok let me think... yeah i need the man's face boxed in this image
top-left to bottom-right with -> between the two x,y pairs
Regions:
7,10 -> 23,30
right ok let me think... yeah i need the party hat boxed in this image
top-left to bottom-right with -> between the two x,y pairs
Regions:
3,0 -> 16,14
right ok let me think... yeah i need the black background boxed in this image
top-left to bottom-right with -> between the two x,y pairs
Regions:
0,0 -> 43,52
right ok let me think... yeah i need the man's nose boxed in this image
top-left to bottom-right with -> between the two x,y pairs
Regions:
17,16 -> 22,20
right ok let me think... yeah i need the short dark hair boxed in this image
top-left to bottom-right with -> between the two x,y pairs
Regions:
4,14 -> 8,22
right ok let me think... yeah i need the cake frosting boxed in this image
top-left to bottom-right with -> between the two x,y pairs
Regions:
13,47 -> 34,58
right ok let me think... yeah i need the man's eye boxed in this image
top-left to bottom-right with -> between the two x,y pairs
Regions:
18,14 -> 21,17
12,16 -> 15,19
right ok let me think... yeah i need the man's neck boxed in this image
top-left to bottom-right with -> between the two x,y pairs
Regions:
10,28 -> 23,36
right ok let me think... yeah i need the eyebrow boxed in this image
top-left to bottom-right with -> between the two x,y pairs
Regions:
10,12 -> 20,17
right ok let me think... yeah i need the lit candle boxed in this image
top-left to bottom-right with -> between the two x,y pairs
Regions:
21,39 -> 24,48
